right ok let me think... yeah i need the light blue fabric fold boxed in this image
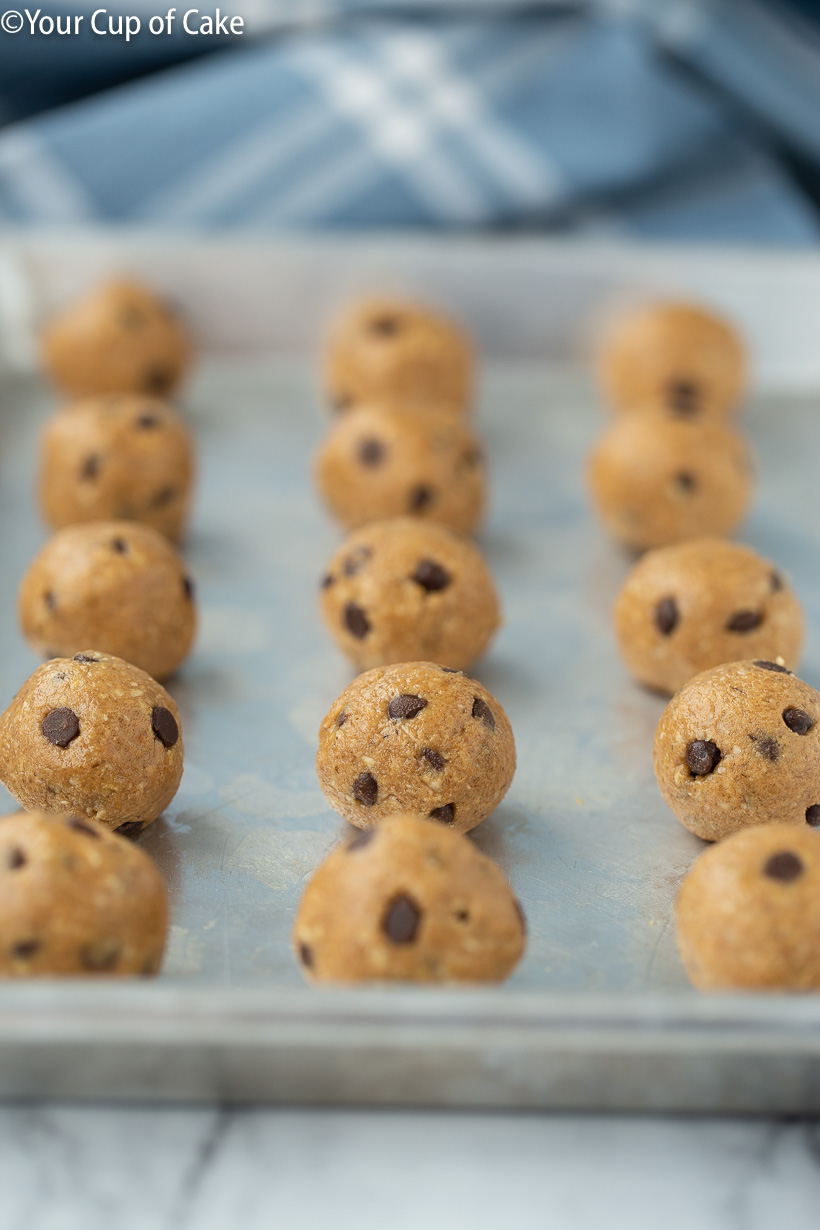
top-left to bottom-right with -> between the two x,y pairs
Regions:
0,1 -> 817,240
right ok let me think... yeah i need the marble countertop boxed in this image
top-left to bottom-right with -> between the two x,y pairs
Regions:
2,1106 -> 820,1229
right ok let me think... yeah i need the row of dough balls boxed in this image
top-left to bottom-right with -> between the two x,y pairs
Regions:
0,278 -> 199,976
295,300 -> 524,983
595,302 -> 820,991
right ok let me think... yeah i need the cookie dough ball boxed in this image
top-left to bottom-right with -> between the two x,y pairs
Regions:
317,662 -> 515,834
315,405 -> 486,534
0,653 -> 183,835
320,518 -> 500,672
588,414 -> 752,551
19,522 -> 197,681
653,660 -> 820,842
40,278 -> 191,398
323,298 -> 472,416
615,538 -> 804,694
599,301 -> 745,419
39,395 -> 194,542
293,815 -> 525,984
0,809 -> 168,977
676,824 -> 820,990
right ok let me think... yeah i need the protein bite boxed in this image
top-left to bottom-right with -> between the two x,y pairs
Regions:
293,815 -> 525,983
323,297 -> 473,416
675,824 -> 820,990
40,278 -> 191,399
39,395 -> 194,542
315,405 -> 486,535
599,300 -> 746,419
316,662 -> 515,834
0,653 -> 183,835
615,538 -> 804,694
320,518 -> 500,672
653,660 -> 820,842
18,522 -> 197,681
587,414 -> 752,551
0,809 -> 168,977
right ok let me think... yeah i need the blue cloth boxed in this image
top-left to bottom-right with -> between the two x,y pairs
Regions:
0,0 -> 819,241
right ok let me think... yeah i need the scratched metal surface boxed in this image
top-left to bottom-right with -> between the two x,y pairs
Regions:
2,357 -> 818,997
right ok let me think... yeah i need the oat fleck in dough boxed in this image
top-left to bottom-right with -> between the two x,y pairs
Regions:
293,814 -> 525,983
675,824 -> 820,990
315,405 -> 486,534
587,412 -> 752,551
653,659 -> 820,841
599,300 -> 746,419
615,538 -> 804,694
322,298 -> 473,416
0,653 -> 183,834
19,522 -> 197,681
0,809 -> 168,977
40,278 -> 191,399
320,517 -> 500,671
39,395 -> 194,543
316,662 -> 515,833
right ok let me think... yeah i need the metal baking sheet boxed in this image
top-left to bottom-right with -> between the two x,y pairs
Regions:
1,233 -> 820,1111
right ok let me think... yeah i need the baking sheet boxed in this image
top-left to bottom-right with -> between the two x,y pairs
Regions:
1,234 -> 820,1109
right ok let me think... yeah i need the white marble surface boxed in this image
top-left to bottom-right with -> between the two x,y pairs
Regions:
1,1106 -> 820,1229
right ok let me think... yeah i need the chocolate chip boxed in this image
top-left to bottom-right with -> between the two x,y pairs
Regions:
771,571 -> 784,593
343,546 -> 371,576
421,747 -> 445,771
783,707 -> 815,735
44,590 -> 56,612
332,393 -> 353,413
807,805 -> 820,827
73,653 -> 98,663
321,574 -> 334,590
150,486 -> 176,508
12,939 -> 40,960
67,816 -> 100,838
412,559 -> 452,593
298,942 -> 314,969
111,538 -> 128,554
137,414 -> 160,429
409,484 -> 434,512
462,447 -> 483,468
382,893 -> 421,943
764,851 -> 804,882
514,898 -> 527,934
388,694 -> 428,721
453,907 -> 470,922
673,471 -> 697,494
183,576 -> 194,600
152,706 -> 179,748
441,667 -> 460,673
727,610 -> 762,633
347,829 -> 376,852
654,596 -> 679,636
7,848 -> 26,870
754,660 -> 791,674
666,379 -> 700,417
358,438 -> 385,466
344,602 -> 371,639
81,454 -> 100,481
144,366 -> 172,394
686,739 -> 721,776
335,712 -> 348,728
80,940 -> 121,971
115,821 -> 143,839
371,315 -> 400,337
429,803 -> 455,824
42,707 -> 80,748
750,734 -> 779,762
472,697 -> 496,731
352,772 -> 378,806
